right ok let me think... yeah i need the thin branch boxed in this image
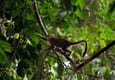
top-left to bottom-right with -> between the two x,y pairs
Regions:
32,0 -> 48,36
11,31 -> 23,61
74,40 -> 115,72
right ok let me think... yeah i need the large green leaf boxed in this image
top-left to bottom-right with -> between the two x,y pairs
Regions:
0,40 -> 11,63
0,40 -> 11,52
0,48 -> 7,63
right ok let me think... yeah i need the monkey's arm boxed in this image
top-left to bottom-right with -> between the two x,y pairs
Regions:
36,33 -> 48,41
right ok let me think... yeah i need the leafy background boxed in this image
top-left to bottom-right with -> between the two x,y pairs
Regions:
0,0 -> 115,80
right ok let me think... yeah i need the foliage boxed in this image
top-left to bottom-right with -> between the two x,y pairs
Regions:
0,0 -> 115,80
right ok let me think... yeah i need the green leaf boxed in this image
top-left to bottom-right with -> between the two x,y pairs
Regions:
100,32 -> 106,40
76,72 -> 82,80
27,13 -> 34,21
75,9 -> 82,18
13,33 -> 20,39
0,40 -> 11,52
27,31 -> 39,47
0,40 -> 11,63
77,0 -> 85,9
71,0 -> 77,5
57,63 -> 64,77
0,48 -> 7,63
99,66 -> 107,74
99,39 -> 106,47
105,27 -> 115,40
71,0 -> 84,9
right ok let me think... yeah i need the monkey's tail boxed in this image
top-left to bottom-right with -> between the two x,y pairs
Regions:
71,40 -> 87,57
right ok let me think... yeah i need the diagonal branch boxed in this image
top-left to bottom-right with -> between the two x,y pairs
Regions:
74,40 -> 115,72
32,0 -> 48,36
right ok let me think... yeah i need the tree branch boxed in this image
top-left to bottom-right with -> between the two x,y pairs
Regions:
32,0 -> 48,36
74,40 -> 115,72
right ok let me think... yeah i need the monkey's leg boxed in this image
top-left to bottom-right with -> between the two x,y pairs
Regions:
62,52 -> 74,64
62,48 -> 71,56
55,48 -> 74,64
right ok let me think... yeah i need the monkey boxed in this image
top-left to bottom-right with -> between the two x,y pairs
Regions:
36,33 -> 87,57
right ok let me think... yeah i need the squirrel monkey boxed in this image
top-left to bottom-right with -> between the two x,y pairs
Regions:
36,33 -> 87,57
